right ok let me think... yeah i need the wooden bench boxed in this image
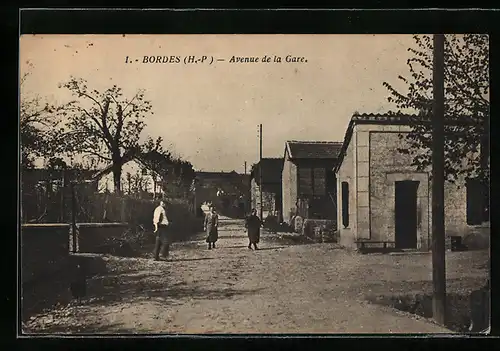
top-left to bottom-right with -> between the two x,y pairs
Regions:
355,241 -> 396,249
446,236 -> 468,252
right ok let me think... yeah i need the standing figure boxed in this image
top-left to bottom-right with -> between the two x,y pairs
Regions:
245,208 -> 261,250
153,200 -> 171,261
204,206 -> 219,249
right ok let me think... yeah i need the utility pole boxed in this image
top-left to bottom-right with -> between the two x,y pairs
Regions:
244,161 -> 247,175
259,124 -> 263,220
432,33 -> 446,326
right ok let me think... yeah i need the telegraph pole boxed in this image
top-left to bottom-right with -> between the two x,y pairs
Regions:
259,124 -> 263,220
244,161 -> 247,175
432,34 -> 446,326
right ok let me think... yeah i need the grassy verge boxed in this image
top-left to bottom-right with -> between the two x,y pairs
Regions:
362,250 -> 489,333
367,292 -> 475,332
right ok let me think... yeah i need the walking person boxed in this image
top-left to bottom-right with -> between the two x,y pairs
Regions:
204,205 -> 219,249
153,200 -> 171,261
245,208 -> 261,250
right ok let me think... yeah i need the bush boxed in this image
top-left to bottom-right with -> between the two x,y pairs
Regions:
73,194 -> 202,256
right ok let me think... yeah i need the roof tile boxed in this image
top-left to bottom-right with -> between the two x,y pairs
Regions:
286,141 -> 343,159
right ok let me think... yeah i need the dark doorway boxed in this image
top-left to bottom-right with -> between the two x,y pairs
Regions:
394,180 -> 419,249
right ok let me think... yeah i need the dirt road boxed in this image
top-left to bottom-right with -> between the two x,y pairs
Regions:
24,218 -> 475,334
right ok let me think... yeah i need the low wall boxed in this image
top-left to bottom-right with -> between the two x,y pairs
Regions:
70,223 -> 129,254
21,224 -> 71,285
302,219 -> 337,243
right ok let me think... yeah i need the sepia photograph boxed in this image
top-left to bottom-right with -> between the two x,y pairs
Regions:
19,32 -> 490,335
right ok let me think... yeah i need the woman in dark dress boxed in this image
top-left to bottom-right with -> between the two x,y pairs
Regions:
204,206 -> 219,249
245,209 -> 261,250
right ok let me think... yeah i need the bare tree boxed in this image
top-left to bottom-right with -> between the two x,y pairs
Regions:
57,77 -> 153,194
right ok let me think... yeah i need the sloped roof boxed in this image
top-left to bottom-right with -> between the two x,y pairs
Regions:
285,141 -> 343,160
196,171 -> 245,180
250,158 -> 283,184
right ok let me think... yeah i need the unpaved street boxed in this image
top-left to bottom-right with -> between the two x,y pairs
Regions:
24,218 -> 487,334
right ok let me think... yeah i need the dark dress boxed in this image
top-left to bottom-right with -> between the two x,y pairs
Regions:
246,214 -> 261,244
205,212 -> 219,243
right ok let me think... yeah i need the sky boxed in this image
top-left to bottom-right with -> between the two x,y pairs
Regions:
20,34 -> 416,172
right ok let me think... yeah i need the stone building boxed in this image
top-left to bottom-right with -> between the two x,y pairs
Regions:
282,140 -> 342,225
250,158 -> 284,221
334,113 -> 489,250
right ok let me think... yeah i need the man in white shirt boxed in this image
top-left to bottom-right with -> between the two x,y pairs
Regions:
153,200 -> 170,261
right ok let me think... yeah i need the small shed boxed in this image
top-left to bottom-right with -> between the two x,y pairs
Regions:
281,140 -> 342,225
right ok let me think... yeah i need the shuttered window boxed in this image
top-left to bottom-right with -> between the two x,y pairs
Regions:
466,178 -> 489,225
313,168 -> 326,196
299,167 -> 328,196
299,167 -> 313,195
341,181 -> 349,228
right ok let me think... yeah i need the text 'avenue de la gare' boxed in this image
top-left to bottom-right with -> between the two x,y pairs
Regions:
125,55 -> 309,65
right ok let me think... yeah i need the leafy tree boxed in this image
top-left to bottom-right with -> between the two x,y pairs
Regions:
383,34 -> 489,184
45,156 -> 68,170
57,77 -> 153,194
137,136 -> 196,197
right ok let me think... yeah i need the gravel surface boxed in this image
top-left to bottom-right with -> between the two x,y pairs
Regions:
22,219 -> 488,335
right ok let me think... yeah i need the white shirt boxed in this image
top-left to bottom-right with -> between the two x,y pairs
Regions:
153,205 -> 169,226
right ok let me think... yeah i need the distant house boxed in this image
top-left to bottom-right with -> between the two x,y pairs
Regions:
21,167 -> 97,192
282,140 -> 342,225
194,171 -> 250,217
334,112 -> 489,250
93,157 -> 164,197
250,158 -> 284,221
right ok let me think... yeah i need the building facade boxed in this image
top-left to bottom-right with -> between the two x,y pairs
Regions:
335,113 -> 489,250
250,158 -> 284,221
282,141 -> 341,225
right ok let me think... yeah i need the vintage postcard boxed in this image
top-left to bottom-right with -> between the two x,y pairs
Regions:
19,33 -> 490,335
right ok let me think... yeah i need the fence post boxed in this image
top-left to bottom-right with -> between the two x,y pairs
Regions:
60,169 -> 66,222
71,181 -> 77,253
120,197 -> 127,222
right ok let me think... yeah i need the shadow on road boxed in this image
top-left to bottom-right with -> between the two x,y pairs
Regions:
256,247 -> 286,251
217,235 -> 246,239
79,259 -> 264,308
169,257 -> 215,262
23,321 -> 143,335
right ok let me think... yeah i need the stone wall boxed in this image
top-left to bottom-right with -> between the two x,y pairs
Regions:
302,219 -> 337,242
282,151 -> 298,224
336,127 -> 357,248
70,223 -> 129,254
250,178 -> 279,219
369,126 -> 431,249
21,224 -> 71,285
336,123 -> 484,250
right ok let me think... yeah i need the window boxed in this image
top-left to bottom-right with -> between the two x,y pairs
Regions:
299,167 -> 313,195
299,167 -> 326,196
466,178 -> 489,225
313,168 -> 326,196
341,181 -> 349,228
